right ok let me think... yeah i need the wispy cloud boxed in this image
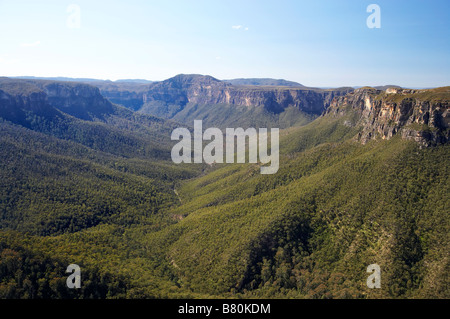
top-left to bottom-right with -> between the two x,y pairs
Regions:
20,41 -> 41,47
232,25 -> 249,31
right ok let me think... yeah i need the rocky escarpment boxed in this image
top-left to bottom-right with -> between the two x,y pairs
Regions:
91,81 -> 150,111
0,78 -> 115,123
325,86 -> 450,146
33,81 -> 114,120
100,90 -> 143,111
141,74 -> 353,116
0,79 -> 56,127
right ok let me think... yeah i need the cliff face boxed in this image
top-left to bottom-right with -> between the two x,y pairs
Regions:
186,85 -> 351,115
141,74 -> 353,116
325,87 -> 450,146
0,90 -> 51,128
93,82 -> 150,111
100,90 -> 143,111
0,78 -> 115,123
36,81 -> 114,120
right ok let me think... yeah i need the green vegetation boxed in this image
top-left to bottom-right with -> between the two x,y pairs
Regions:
140,101 -> 317,129
145,124 -> 448,298
384,86 -> 450,104
0,79 -> 448,299
171,103 -> 316,129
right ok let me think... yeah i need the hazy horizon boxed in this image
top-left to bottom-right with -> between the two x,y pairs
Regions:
4,74 -> 444,90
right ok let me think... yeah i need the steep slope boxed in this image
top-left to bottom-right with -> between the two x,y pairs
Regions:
0,81 -> 448,299
62,74 -> 352,128
11,76 -> 153,111
138,86 -> 449,299
0,78 -> 203,236
148,138 -> 448,298
325,86 -> 449,146
90,81 -> 150,111
0,77 -> 180,159
31,80 -> 115,121
0,122 -> 172,235
138,74 -> 353,128
0,79 -> 205,299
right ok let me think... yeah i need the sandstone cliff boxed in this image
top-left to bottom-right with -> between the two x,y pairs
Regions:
0,78 -> 115,123
325,86 -> 450,146
35,81 -> 114,120
141,74 -> 353,116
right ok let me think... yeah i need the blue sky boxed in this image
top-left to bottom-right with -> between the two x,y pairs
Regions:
0,0 -> 449,87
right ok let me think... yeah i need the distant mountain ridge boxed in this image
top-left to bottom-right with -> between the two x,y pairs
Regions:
11,76 -> 153,84
14,74 -> 351,128
10,75 -> 407,90
134,74 -> 353,128
352,85 -> 403,91
224,78 -> 305,87
0,77 -> 177,159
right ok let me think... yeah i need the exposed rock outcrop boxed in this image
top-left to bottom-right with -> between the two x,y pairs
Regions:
35,81 -> 114,120
141,74 -> 353,116
325,86 -> 450,146
0,78 -> 115,122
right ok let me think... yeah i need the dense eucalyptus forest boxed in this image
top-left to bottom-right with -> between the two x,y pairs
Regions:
0,77 -> 448,299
